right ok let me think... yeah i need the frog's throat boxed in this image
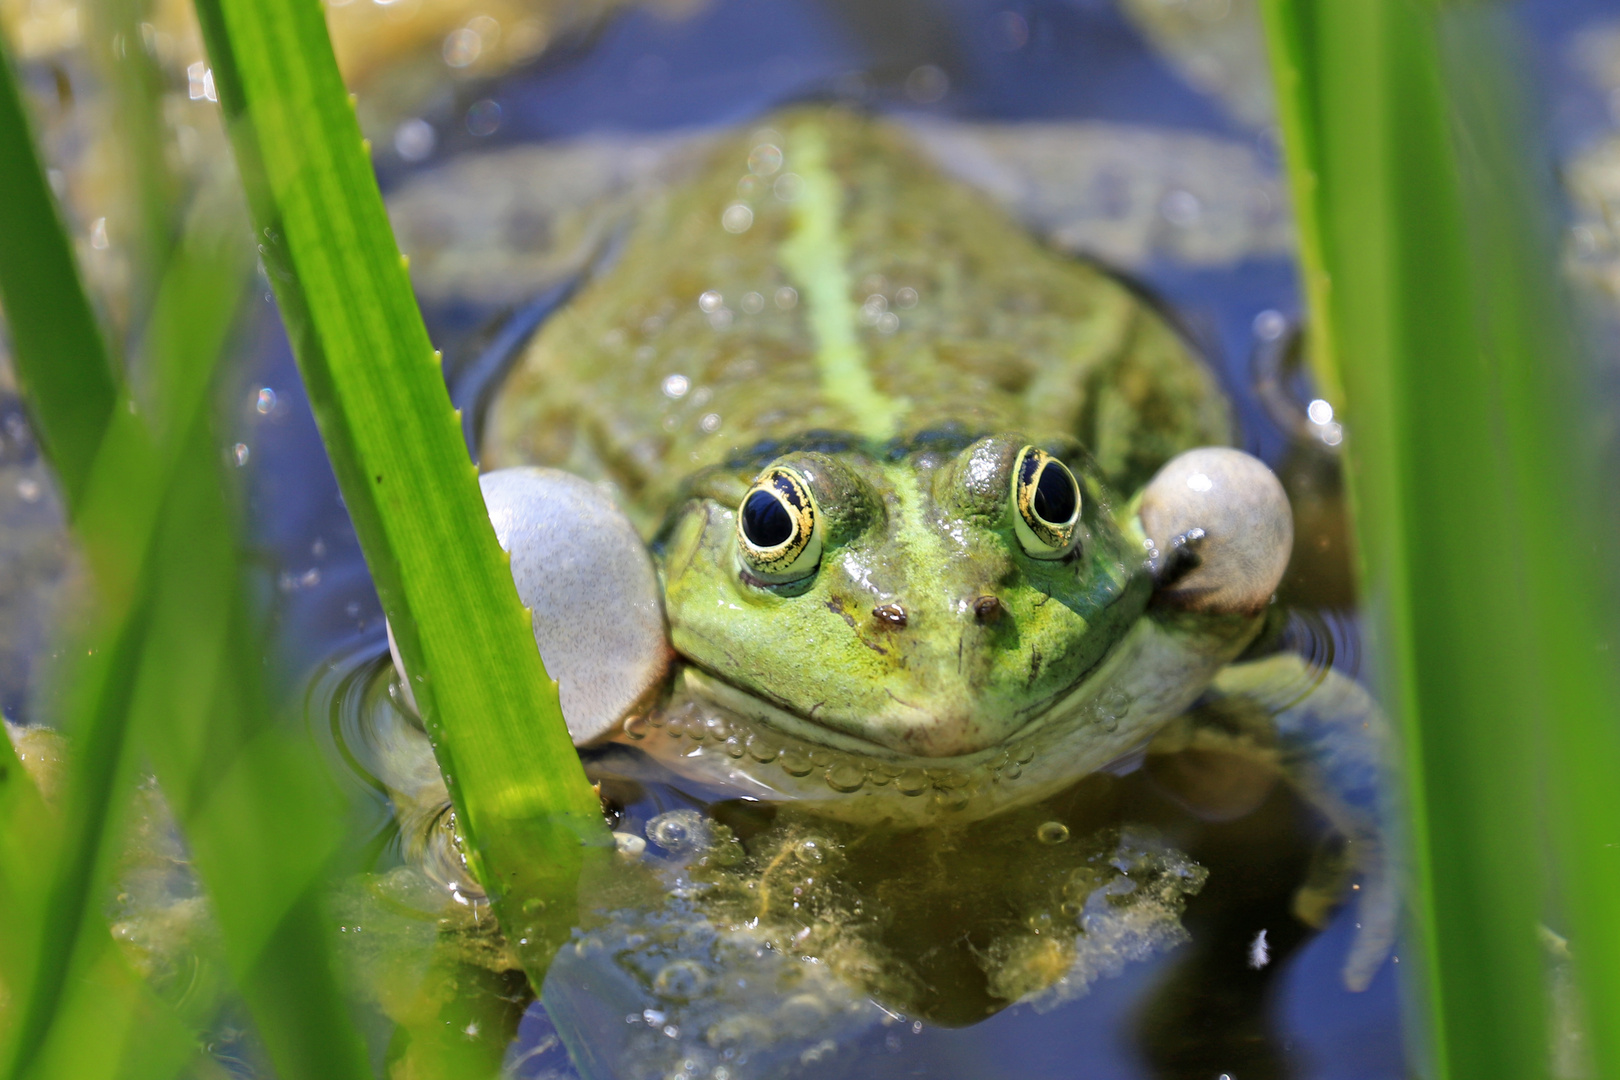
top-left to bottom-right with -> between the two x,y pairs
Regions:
635,611 -> 1263,823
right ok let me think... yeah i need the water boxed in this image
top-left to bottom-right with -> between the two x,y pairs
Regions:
19,0 -> 1602,1076
267,5 -> 1405,1075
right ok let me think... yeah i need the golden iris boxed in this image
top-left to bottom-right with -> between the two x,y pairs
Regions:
1011,447 -> 1081,559
736,466 -> 823,582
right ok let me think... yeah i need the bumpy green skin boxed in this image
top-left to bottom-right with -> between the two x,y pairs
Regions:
484,108 -> 1229,515
661,438 -> 1148,757
485,107 -> 1234,765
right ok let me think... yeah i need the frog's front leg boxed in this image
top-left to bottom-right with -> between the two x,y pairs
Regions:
1148,653 -> 1396,991
392,467 -> 673,744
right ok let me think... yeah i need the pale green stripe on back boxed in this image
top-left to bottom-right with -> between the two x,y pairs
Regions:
780,121 -> 905,442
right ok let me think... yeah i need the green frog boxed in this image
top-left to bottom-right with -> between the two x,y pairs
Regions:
371,107 -> 1393,1076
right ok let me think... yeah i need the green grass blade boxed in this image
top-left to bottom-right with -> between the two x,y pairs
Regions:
191,0 -> 611,980
0,726 -> 57,1012
1254,0 -> 1341,407
1259,3 -> 1620,1078
84,0 -> 182,320
0,43 -> 375,1069
131,424 -> 371,1080
0,35 -> 119,510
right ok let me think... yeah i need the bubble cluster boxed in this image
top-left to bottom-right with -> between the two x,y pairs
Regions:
647,810 -> 708,854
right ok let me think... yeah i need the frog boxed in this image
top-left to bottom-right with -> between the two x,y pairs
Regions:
372,105 -> 1394,1075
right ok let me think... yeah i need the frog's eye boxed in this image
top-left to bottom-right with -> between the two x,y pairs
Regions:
1011,447 -> 1081,559
736,466 -> 823,584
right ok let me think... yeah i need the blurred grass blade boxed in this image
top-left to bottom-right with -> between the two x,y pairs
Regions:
130,417 -> 370,1080
191,0 -> 611,982
85,0 -> 183,321
0,727 -> 56,1009
0,38 -> 374,1072
1260,2 -> 1620,1079
0,35 -> 118,510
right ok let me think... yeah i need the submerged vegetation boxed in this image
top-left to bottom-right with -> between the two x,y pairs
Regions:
0,0 -> 1616,1077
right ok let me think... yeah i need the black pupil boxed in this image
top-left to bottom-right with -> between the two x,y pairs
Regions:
742,490 -> 795,547
1033,464 -> 1076,524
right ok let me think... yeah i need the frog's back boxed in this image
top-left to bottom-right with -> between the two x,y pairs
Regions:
483,107 -> 1230,529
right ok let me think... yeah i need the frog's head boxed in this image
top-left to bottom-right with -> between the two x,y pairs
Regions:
660,435 -> 1154,758
445,443 -> 1289,757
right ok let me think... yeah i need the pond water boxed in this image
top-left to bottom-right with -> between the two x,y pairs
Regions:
14,0 -> 1605,1076
267,3 -> 1409,1077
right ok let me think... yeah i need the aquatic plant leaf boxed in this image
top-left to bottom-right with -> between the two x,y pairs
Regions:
1260,3 -> 1620,1079
0,36 -> 119,510
189,0 -> 611,985
0,728 -> 56,1014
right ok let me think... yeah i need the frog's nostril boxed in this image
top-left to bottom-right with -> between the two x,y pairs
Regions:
973,595 -> 1004,624
872,603 -> 908,628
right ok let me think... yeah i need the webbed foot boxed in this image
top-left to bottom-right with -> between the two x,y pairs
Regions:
1211,654 -> 1398,991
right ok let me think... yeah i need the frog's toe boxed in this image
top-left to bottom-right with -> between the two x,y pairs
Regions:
392,468 -> 672,744
1343,861 -> 1399,992
1138,447 -> 1292,616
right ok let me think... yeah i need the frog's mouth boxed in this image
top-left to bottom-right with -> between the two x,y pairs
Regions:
679,630 -> 1128,763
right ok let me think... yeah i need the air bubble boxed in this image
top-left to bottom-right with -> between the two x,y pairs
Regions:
933,787 -> 970,811
746,734 -> 779,762
773,173 -> 803,202
1097,688 -> 1131,720
825,762 -> 865,792
1036,821 -> 1070,845
723,735 -> 746,758
896,768 -> 929,796
623,715 -> 649,740
653,959 -> 710,1002
1063,867 -> 1099,901
778,748 -> 813,777
647,810 -> 707,854
793,838 -> 826,865
748,143 -> 783,176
